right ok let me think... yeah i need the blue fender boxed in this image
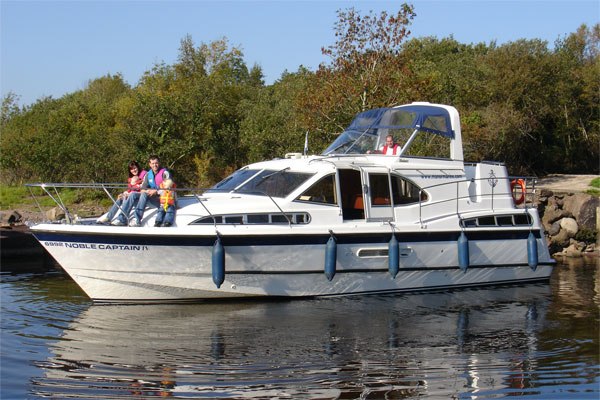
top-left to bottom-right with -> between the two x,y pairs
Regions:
527,232 -> 538,271
212,237 -> 225,288
388,235 -> 399,278
324,234 -> 337,281
458,231 -> 469,272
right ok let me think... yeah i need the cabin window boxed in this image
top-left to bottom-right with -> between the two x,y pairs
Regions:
237,170 -> 314,198
460,214 -> 532,228
191,212 -> 311,225
296,174 -> 337,205
368,174 -> 392,206
368,173 -> 426,206
391,175 -> 427,205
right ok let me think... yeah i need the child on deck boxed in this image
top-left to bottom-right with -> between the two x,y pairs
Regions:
154,179 -> 177,227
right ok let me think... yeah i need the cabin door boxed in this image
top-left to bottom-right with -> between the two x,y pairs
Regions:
363,168 -> 395,222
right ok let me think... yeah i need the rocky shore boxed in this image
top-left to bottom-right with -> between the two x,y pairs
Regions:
535,190 -> 598,258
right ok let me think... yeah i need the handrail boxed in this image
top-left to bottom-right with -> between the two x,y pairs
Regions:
25,182 -> 294,226
416,176 -> 536,227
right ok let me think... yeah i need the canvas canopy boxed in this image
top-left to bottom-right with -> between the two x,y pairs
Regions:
323,104 -> 455,155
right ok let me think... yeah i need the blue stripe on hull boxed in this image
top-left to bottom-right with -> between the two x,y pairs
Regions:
32,229 -> 543,247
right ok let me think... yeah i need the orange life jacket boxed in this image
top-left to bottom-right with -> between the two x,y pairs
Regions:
160,182 -> 176,210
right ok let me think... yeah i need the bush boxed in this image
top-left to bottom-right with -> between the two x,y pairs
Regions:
574,228 -> 598,244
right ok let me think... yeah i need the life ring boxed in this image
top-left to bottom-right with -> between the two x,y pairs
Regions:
511,179 -> 526,205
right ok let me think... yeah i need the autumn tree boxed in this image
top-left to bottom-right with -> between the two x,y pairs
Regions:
298,5 -> 418,151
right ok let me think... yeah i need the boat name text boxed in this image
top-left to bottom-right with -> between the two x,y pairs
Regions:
44,241 -> 148,251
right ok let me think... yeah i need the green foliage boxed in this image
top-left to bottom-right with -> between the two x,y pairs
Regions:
0,17 -> 598,186
574,228 -> 598,244
239,68 -> 312,162
589,178 -> 600,188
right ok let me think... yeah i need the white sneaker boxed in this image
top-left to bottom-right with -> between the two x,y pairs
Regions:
96,216 -> 109,224
129,220 -> 141,227
111,219 -> 125,226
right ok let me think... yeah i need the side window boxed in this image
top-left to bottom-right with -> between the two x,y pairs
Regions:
368,174 -> 391,206
392,176 -> 427,205
296,174 -> 337,205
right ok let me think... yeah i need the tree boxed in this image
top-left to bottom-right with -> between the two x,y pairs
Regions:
1,92 -> 21,125
239,67 -> 312,163
298,6 -> 418,151
321,5 -> 416,110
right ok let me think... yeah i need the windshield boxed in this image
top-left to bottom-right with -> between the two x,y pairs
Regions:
210,168 -> 314,198
210,167 -> 260,191
322,130 -> 378,154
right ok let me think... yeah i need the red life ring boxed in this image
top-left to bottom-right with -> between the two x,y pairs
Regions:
511,179 -> 526,205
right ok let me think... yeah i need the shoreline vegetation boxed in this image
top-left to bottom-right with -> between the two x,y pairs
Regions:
1,7 -> 598,188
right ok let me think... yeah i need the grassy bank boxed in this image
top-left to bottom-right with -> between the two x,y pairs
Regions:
586,178 -> 600,195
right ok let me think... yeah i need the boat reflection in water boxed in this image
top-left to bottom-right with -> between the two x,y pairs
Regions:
35,284 -> 552,398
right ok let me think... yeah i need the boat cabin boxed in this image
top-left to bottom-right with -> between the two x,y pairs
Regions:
200,102 -> 514,227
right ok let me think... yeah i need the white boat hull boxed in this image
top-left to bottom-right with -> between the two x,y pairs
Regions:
33,228 -> 554,302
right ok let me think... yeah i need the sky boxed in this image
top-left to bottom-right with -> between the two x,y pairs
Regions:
1,0 -> 599,107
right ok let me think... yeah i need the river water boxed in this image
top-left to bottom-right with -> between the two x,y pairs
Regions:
1,258 -> 598,399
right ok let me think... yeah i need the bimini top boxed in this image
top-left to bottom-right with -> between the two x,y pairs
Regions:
322,102 -> 463,160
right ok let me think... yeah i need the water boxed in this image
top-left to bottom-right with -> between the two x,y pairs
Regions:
1,259 -> 598,399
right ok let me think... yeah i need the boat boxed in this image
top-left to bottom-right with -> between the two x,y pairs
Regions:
27,102 -> 555,303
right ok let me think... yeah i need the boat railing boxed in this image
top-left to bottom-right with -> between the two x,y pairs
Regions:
24,183 -> 294,226
416,176 -> 536,227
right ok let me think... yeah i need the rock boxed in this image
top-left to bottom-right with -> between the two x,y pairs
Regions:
0,210 -> 22,225
549,229 -> 570,248
541,205 -> 572,230
560,217 -> 579,237
577,198 -> 598,231
585,243 -> 596,253
539,189 -> 554,198
548,221 -> 561,236
563,193 -> 598,231
45,207 -> 65,221
569,238 -> 586,251
563,241 -> 582,257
